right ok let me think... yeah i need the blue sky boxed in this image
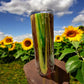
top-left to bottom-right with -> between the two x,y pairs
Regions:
0,0 -> 84,41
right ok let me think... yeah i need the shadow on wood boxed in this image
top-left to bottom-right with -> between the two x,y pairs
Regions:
23,59 -> 70,84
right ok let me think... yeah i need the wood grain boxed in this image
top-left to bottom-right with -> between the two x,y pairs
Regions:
23,59 -> 70,84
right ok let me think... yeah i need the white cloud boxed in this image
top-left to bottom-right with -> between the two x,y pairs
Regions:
54,30 -> 64,36
72,14 -> 84,23
54,26 -> 67,30
13,34 -> 32,42
0,32 -> 13,41
0,0 -> 75,16
0,32 -> 3,35
56,11 -> 73,16
0,32 -> 5,41
80,10 -> 84,14
62,26 -> 66,29
0,31 -> 32,42
20,18 -> 24,22
72,10 -> 84,25
15,17 -> 25,22
54,30 -> 64,40
5,34 -> 12,37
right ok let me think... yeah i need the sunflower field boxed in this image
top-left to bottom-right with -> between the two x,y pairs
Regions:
0,37 -> 34,63
0,25 -> 84,84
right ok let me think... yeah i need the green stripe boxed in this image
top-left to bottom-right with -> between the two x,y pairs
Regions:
35,13 -> 47,74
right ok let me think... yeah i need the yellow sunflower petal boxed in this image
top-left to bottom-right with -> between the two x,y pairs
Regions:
55,35 -> 63,42
0,45 -> 6,48
21,38 -> 33,50
3,36 -> 13,45
0,40 -> 4,45
8,43 -> 15,51
62,26 -> 83,41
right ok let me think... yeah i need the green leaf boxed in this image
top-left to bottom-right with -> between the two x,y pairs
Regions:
76,68 -> 84,84
0,49 -> 3,52
65,55 -> 81,73
72,41 -> 80,49
54,42 -> 62,47
80,51 -> 84,57
1,52 -> 7,58
58,48 -> 76,60
81,62 -> 84,82
54,42 -> 57,46
7,44 -> 12,48
14,50 -> 24,59
81,34 -> 84,42
54,52 -> 60,55
0,50 -> 3,54
21,55 -> 29,61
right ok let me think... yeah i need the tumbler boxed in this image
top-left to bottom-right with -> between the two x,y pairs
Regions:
30,10 -> 54,77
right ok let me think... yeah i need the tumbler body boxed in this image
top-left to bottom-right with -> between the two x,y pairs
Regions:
30,11 -> 54,76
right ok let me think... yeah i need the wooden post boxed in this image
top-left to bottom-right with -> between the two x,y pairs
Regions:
23,59 -> 70,84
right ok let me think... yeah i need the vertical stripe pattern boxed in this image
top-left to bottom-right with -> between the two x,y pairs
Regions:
30,13 -> 54,76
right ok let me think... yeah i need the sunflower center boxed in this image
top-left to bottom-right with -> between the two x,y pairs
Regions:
67,31 -> 76,37
57,37 -> 60,40
1,42 -> 4,45
24,41 -> 31,47
6,39 -> 12,43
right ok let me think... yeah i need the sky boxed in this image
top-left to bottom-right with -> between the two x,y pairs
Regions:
0,0 -> 84,41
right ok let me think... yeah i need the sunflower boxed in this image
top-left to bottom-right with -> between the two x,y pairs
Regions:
0,40 -> 4,45
21,38 -> 33,50
3,36 -> 13,45
62,26 -> 83,41
55,35 -> 63,42
0,40 -> 6,48
8,43 -> 15,51
0,45 -> 6,48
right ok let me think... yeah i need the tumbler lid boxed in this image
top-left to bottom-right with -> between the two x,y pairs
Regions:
30,9 -> 53,16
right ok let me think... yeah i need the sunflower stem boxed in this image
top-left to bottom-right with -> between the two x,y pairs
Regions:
76,48 -> 80,57
76,48 -> 84,61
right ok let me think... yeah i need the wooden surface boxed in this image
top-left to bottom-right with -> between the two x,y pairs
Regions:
23,59 -> 70,84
